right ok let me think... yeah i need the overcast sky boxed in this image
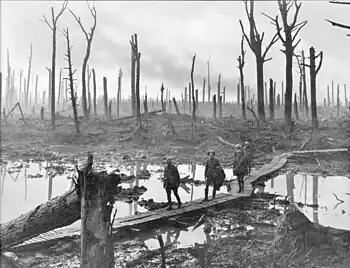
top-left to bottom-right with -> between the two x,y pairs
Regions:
1,0 -> 349,102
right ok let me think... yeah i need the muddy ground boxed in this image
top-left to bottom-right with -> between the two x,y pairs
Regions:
1,106 -> 350,267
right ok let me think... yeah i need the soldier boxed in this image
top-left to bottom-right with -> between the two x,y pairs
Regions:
233,145 -> 249,193
163,157 -> 182,210
242,141 -> 252,175
203,149 -> 223,201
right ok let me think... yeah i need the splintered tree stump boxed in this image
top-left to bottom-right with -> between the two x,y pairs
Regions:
212,94 -> 216,119
79,153 -> 121,268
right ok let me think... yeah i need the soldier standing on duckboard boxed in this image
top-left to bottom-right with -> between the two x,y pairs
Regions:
203,149 -> 224,201
163,157 -> 182,210
233,143 -> 250,193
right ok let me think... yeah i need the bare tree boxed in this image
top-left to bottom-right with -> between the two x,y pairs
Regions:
63,28 -> 79,134
207,60 -> 211,102
240,0 -> 279,120
264,0 -> 307,125
130,34 -> 141,127
92,68 -> 97,116
326,1 -> 350,36
191,55 -> 196,139
237,35 -> 246,119
43,0 -> 67,130
25,43 -> 33,111
69,1 -> 97,120
303,47 -> 323,129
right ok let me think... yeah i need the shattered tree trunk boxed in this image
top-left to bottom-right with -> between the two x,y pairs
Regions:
26,44 -> 33,111
207,61 -> 211,102
327,85 -> 330,107
172,97 -> 180,115
191,55 -> 196,139
269,78 -> 274,120
103,77 -> 108,119
299,73 -> 302,108
108,100 -> 112,120
195,89 -> 199,115
57,71 -> 62,110
282,81 -> 284,105
160,84 -> 165,113
189,82 -> 192,112
184,87 -> 187,113
35,75 -> 38,106
117,69 -> 123,118
217,74 -> 221,117
87,66 -> 91,115
264,81 -> 267,105
309,47 -> 323,129
332,80 -> 334,107
223,86 -> 226,104
47,69 -> 52,111
237,83 -> 240,107
0,72 -> 2,120
302,50 -> 308,117
294,93 -> 299,120
324,98 -> 326,108
64,28 -> 79,133
134,34 -> 142,128
130,36 -> 136,117
92,69 -> 97,116
213,94 -> 216,119
143,94 -> 149,119
79,154 -> 120,268
202,78 -> 206,103
337,84 -> 340,117
345,84 -> 348,107
219,96 -> 223,118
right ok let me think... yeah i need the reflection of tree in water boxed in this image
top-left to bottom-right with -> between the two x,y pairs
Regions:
191,163 -> 196,201
1,166 -> 7,197
304,174 -> 307,204
286,173 -> 295,203
312,175 -> 319,224
24,165 -> 27,203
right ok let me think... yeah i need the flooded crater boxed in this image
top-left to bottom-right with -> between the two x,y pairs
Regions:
256,173 -> 350,230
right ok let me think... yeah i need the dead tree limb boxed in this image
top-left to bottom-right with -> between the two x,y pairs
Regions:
191,54 -> 196,139
160,83 -> 165,113
239,0 -> 279,120
69,1 -> 97,120
63,27 -> 80,134
263,0 -> 307,125
117,69 -> 123,118
237,35 -> 246,119
43,0 -> 67,130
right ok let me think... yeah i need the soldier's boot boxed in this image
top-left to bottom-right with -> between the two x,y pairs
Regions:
203,187 -> 209,202
166,192 -> 172,210
212,188 -> 216,199
241,180 -> 245,192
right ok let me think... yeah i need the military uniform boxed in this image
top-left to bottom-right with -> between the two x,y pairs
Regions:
163,159 -> 182,210
203,150 -> 225,201
233,143 -> 251,193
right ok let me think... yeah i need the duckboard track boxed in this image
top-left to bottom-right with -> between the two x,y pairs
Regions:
9,151 -> 293,250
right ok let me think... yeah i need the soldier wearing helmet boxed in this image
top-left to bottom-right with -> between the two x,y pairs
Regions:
163,156 -> 182,210
203,149 -> 224,201
232,141 -> 251,193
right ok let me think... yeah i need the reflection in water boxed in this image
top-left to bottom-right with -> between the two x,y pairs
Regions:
313,175 -> 319,224
191,163 -> 196,201
24,165 -> 27,203
1,166 -> 6,197
262,174 -> 350,230
286,173 -> 295,202
0,162 -> 233,225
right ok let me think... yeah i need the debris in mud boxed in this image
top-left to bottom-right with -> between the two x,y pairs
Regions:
117,186 -> 148,203
137,198 -> 177,210
27,173 -> 43,179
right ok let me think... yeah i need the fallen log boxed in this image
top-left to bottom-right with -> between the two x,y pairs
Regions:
110,109 -> 162,122
217,136 -> 236,148
0,157 -> 123,250
0,189 -> 81,250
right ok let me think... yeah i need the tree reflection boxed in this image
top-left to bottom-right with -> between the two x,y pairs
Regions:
191,163 -> 196,201
312,175 -> 319,224
286,173 -> 295,203
24,165 -> 27,203
0,166 -> 6,197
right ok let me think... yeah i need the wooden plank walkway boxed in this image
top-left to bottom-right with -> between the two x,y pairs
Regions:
13,152 -> 289,249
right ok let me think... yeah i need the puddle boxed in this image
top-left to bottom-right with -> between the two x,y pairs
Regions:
0,161 -> 235,225
257,173 -> 350,230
